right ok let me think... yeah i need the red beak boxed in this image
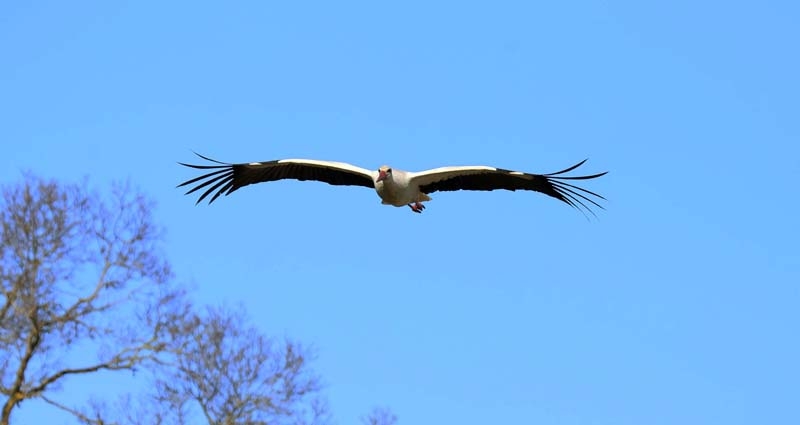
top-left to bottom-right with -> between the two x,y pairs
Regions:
377,170 -> 387,182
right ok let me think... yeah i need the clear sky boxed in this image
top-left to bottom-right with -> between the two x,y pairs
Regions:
2,1 -> 798,424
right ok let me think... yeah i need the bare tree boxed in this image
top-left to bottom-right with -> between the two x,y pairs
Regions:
83,303 -> 396,425
361,407 -> 398,425
146,304 -> 328,425
0,175 -> 184,425
0,173 -> 395,425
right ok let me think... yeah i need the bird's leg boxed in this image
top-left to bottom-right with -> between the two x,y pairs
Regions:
408,202 -> 426,213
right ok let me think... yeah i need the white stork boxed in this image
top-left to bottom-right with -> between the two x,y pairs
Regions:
178,153 -> 608,215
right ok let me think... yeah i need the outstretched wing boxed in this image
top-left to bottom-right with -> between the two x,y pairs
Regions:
178,153 -> 376,204
409,159 -> 607,216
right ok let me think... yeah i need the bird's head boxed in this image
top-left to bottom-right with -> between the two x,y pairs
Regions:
376,166 -> 393,182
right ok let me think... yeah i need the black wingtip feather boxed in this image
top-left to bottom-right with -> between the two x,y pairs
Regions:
192,151 -> 230,165
545,159 -> 588,176
553,170 -> 609,180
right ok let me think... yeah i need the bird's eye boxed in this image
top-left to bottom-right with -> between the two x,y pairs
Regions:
387,168 -> 392,173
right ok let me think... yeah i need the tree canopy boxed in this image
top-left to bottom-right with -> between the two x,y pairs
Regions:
0,174 -> 395,425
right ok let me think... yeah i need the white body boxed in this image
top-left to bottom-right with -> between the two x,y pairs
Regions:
375,169 -> 431,206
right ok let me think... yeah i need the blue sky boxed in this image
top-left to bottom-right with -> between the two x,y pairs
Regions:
2,1 -> 798,424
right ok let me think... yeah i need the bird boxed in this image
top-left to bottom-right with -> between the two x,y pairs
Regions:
177,152 -> 608,216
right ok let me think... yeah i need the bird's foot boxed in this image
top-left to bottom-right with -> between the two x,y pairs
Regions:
408,202 -> 426,213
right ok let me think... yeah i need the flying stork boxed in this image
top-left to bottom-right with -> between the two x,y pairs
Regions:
177,153 -> 608,215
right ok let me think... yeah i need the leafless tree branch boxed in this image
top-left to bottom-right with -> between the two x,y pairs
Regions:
41,395 -> 110,425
